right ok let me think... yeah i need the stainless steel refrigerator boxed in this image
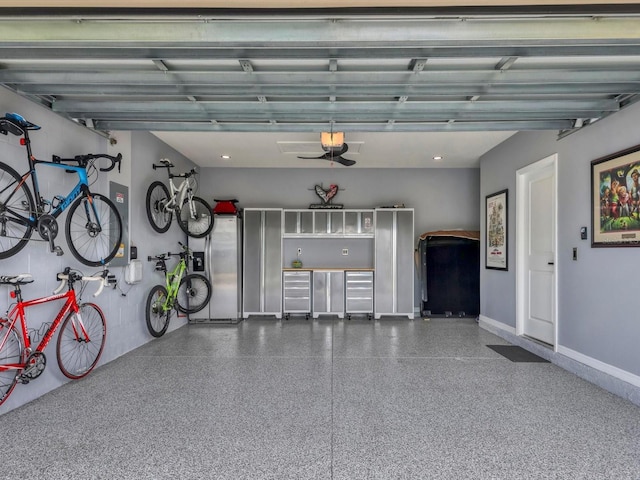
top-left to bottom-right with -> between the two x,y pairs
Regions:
189,214 -> 243,323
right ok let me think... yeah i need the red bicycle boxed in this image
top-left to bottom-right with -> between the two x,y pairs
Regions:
0,267 -> 109,407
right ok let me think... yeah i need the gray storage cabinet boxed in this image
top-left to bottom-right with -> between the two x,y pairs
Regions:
345,270 -> 374,319
283,270 -> 312,319
243,208 -> 283,318
374,208 -> 414,319
312,270 -> 344,318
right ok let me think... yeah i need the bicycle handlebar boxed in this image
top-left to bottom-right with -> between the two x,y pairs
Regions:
152,159 -> 197,178
52,153 -> 122,173
54,269 -> 109,297
148,243 -> 192,263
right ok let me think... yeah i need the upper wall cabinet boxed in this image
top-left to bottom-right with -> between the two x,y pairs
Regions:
283,209 -> 375,238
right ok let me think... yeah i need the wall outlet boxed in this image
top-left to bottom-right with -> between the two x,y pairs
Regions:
297,247 -> 302,255
342,248 -> 349,255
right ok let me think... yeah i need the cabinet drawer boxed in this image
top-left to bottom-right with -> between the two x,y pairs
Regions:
284,271 -> 311,280
284,297 -> 311,312
284,287 -> 311,298
346,287 -> 373,297
346,298 -> 373,312
346,271 -> 373,280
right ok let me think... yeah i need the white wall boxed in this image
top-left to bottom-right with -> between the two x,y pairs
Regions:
480,101 -> 640,386
0,88 -> 195,414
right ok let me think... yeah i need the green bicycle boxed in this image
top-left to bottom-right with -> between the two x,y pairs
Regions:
145,242 -> 211,337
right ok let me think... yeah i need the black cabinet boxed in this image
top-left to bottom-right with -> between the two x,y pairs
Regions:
419,232 -> 480,317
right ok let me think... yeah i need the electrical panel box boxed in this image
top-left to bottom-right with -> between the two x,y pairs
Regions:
124,260 -> 143,285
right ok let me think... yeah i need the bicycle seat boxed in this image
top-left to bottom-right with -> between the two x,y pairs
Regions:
0,274 -> 34,285
0,113 -> 41,136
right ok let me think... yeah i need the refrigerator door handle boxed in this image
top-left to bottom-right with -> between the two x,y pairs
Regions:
205,234 -> 212,281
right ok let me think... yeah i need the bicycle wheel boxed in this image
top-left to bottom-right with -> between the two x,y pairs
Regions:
57,303 -> 106,380
178,196 -> 214,238
0,161 -> 35,260
146,181 -> 172,233
65,193 -> 122,267
146,285 -> 171,337
177,273 -> 212,314
0,319 -> 24,406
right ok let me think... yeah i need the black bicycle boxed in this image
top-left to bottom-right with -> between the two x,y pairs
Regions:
0,112 -> 122,266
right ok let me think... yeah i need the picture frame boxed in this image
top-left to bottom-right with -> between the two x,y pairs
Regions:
591,144 -> 640,247
486,189 -> 508,270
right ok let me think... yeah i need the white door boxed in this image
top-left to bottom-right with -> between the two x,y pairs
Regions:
517,155 -> 557,346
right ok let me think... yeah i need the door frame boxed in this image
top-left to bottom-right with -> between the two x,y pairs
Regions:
516,153 -> 558,350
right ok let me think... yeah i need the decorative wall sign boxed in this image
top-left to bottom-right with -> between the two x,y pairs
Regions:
592,144 -> 640,247
485,189 -> 508,270
310,183 -> 343,209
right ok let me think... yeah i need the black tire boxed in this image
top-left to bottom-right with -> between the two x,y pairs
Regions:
56,303 -> 106,380
177,273 -> 211,313
146,181 -> 172,233
0,161 -> 35,260
178,196 -> 214,238
146,285 -> 171,337
0,319 -> 24,406
65,193 -> 122,267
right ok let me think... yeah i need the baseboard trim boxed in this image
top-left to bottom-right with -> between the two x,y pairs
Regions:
478,315 -> 640,407
557,345 -> 640,389
479,315 -> 516,335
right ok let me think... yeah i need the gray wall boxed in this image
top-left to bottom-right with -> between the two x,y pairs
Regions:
0,87 -> 195,414
197,167 -> 481,241
1,87 -> 482,414
480,102 -> 640,379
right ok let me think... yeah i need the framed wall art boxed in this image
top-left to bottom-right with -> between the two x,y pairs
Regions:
486,189 -> 508,270
592,144 -> 640,247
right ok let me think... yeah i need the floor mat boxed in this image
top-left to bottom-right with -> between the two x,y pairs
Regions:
486,345 -> 549,363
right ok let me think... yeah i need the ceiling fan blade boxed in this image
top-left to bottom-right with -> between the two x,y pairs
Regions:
298,142 -> 354,165
334,156 -> 356,167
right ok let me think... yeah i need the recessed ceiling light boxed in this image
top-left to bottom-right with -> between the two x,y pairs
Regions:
433,155 -> 443,161
221,155 -> 231,159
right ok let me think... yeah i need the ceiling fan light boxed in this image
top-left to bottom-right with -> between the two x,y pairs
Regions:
321,131 -> 344,148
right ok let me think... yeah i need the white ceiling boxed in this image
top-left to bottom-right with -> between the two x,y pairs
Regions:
151,130 -> 516,168
2,7 -> 640,168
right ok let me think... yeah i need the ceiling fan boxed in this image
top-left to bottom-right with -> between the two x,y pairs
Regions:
297,131 -> 356,167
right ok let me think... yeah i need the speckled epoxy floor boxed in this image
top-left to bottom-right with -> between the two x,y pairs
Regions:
1,317 -> 639,479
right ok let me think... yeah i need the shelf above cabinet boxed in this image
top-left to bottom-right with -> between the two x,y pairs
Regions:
283,209 -> 375,238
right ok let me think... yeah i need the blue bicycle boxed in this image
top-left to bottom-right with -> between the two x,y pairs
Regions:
0,113 -> 122,266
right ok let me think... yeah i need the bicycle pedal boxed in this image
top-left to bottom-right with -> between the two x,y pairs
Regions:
53,246 -> 64,256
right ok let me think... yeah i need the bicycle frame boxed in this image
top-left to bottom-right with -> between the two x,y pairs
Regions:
8,161 -> 93,227
0,288 -> 81,375
163,175 -> 195,217
160,257 -> 188,312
